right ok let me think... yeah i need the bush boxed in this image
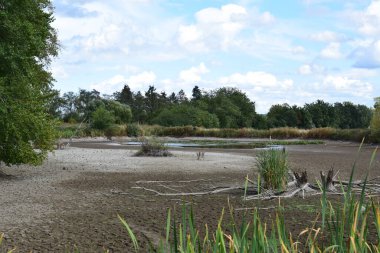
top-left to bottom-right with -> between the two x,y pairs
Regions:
256,148 -> 288,190
127,123 -> 143,137
152,105 -> 219,128
104,125 -> 126,139
135,138 -> 172,157
90,106 -> 115,130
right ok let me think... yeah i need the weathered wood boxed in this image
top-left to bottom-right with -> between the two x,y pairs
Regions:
132,186 -> 245,196
294,171 -> 308,187
320,169 -> 336,192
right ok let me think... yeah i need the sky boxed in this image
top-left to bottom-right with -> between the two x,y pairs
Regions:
51,0 -> 380,114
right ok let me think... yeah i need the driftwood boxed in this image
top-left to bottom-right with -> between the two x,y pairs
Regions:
131,186 -> 245,197
122,169 -> 380,201
320,169 -> 336,192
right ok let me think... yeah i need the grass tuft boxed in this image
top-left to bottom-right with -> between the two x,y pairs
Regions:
256,148 -> 289,190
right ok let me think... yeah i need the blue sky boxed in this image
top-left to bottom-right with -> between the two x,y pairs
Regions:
51,0 -> 380,113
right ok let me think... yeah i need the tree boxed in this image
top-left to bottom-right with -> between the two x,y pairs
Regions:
75,89 -> 102,120
152,105 -> 219,128
105,100 -> 132,124
0,0 -> 59,166
305,100 -> 335,128
47,89 -> 65,119
292,105 -> 312,129
267,104 -> 297,128
114,84 -> 133,105
145,86 -> 159,116
201,88 -> 255,128
62,91 -> 80,122
191,86 -> 202,101
90,106 -> 115,130
176,89 -> 188,103
132,91 -> 147,123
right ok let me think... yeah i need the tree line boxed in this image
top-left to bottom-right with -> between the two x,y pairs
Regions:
50,85 -> 374,130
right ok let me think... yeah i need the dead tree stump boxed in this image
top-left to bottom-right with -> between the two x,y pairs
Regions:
320,169 -> 336,192
294,171 -> 308,187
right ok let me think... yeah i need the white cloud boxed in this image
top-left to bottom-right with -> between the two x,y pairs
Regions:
298,64 -> 325,75
82,24 -> 122,51
91,74 -> 127,94
298,64 -> 312,75
310,30 -> 343,42
358,1 -> 380,36
322,75 -> 373,97
51,65 -> 69,79
351,39 -> 380,68
291,46 -> 306,55
260,11 -> 275,24
219,71 -> 293,91
177,25 -> 207,52
178,4 -> 249,51
128,71 -> 157,88
179,63 -> 209,83
320,42 -> 342,59
91,71 -> 157,94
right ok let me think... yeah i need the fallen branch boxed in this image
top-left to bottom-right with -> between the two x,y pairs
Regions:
132,186 -> 245,196
135,179 -> 215,184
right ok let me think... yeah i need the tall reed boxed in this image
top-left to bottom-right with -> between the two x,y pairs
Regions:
256,148 -> 288,190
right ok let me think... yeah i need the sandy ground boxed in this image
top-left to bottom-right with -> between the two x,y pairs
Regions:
0,139 -> 379,252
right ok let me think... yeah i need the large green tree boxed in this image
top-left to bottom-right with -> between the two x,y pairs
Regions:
0,0 -> 58,165
267,104 -> 297,128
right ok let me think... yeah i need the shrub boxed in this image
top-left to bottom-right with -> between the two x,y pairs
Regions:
135,138 -> 172,157
90,106 -> 115,130
104,125 -> 126,139
127,123 -> 143,137
256,148 -> 288,190
152,105 -> 219,128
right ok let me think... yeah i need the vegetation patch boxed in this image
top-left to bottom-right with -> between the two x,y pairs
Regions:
134,138 -> 172,157
256,148 -> 289,190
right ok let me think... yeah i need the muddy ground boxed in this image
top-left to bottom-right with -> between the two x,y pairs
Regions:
0,138 -> 379,252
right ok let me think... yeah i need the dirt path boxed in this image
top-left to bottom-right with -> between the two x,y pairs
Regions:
0,140 -> 378,252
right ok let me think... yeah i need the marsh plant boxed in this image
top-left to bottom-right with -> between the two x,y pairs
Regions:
135,137 -> 172,157
256,148 -> 288,190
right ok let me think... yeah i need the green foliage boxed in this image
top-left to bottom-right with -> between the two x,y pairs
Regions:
0,0 -> 58,166
52,83 -> 373,132
305,100 -> 335,128
267,103 -> 298,128
370,97 -> 380,143
201,87 -> 256,128
104,125 -> 126,139
256,149 -> 288,190
57,123 -> 87,138
135,137 -> 172,157
126,123 -> 143,137
105,100 -> 132,124
90,106 -> 115,130
152,105 -> 219,128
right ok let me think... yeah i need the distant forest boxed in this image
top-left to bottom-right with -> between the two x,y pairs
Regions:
49,85 -> 373,130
